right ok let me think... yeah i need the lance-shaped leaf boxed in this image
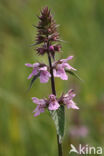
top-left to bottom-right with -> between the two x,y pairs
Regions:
29,42 -> 41,47
50,105 -> 65,143
27,73 -> 40,91
65,69 -> 83,82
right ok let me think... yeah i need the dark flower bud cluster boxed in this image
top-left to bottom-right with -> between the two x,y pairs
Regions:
34,7 -> 61,58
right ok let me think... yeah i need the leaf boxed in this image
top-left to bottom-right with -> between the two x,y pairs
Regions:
29,43 -> 40,46
27,73 -> 40,91
50,105 -> 65,143
65,70 -> 83,82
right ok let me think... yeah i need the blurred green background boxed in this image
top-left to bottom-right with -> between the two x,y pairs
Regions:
0,0 -> 104,156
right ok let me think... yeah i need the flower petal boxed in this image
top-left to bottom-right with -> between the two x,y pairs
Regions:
62,63 -> 76,71
28,73 -> 33,79
25,63 -> 33,67
33,106 -> 44,117
39,66 -> 47,71
48,101 -> 60,110
32,68 -> 39,75
61,56 -> 73,63
67,100 -> 79,110
40,71 -> 51,83
34,111 -> 41,117
32,97 -> 46,105
48,94 -> 60,110
33,63 -> 40,67
54,66 -> 68,80
67,90 -> 76,98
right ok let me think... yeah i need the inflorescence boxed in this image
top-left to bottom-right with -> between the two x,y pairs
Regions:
25,7 -> 79,117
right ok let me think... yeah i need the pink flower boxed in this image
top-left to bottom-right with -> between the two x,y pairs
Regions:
53,56 -> 76,80
32,94 -> 60,116
49,45 -> 54,52
48,94 -> 60,110
25,63 -> 51,83
62,89 -> 79,109
32,97 -> 47,116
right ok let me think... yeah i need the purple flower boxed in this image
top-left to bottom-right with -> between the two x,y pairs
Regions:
32,94 -> 60,116
62,89 -> 79,109
53,64 -> 68,80
49,44 -> 61,58
32,97 -> 47,116
53,56 -> 76,80
49,44 -> 61,52
49,45 -> 54,52
48,94 -> 60,110
25,63 -> 51,83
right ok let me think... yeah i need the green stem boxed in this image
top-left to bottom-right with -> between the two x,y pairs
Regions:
47,52 -> 63,156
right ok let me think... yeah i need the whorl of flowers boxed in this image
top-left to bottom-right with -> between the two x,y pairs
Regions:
25,6 -> 79,116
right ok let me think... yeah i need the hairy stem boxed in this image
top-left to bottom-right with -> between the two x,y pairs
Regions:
47,52 -> 56,95
47,52 -> 63,156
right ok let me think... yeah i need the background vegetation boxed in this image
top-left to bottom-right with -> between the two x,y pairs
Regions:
0,0 -> 104,155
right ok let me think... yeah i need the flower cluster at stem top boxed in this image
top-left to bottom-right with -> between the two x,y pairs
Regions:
25,7 -> 79,116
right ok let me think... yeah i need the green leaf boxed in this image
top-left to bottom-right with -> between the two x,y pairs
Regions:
65,70 -> 83,82
50,105 -> 65,143
27,73 -> 40,91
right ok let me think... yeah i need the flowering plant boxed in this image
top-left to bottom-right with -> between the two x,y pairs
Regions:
25,7 -> 79,156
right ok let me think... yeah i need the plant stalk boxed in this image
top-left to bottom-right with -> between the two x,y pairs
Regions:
47,52 -> 63,156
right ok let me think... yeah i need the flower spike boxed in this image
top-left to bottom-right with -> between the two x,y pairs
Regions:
33,7 -> 61,58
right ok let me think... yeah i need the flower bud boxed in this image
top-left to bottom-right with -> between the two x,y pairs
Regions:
54,44 -> 61,52
49,45 -> 54,52
33,7 -> 61,56
36,48 -> 46,55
